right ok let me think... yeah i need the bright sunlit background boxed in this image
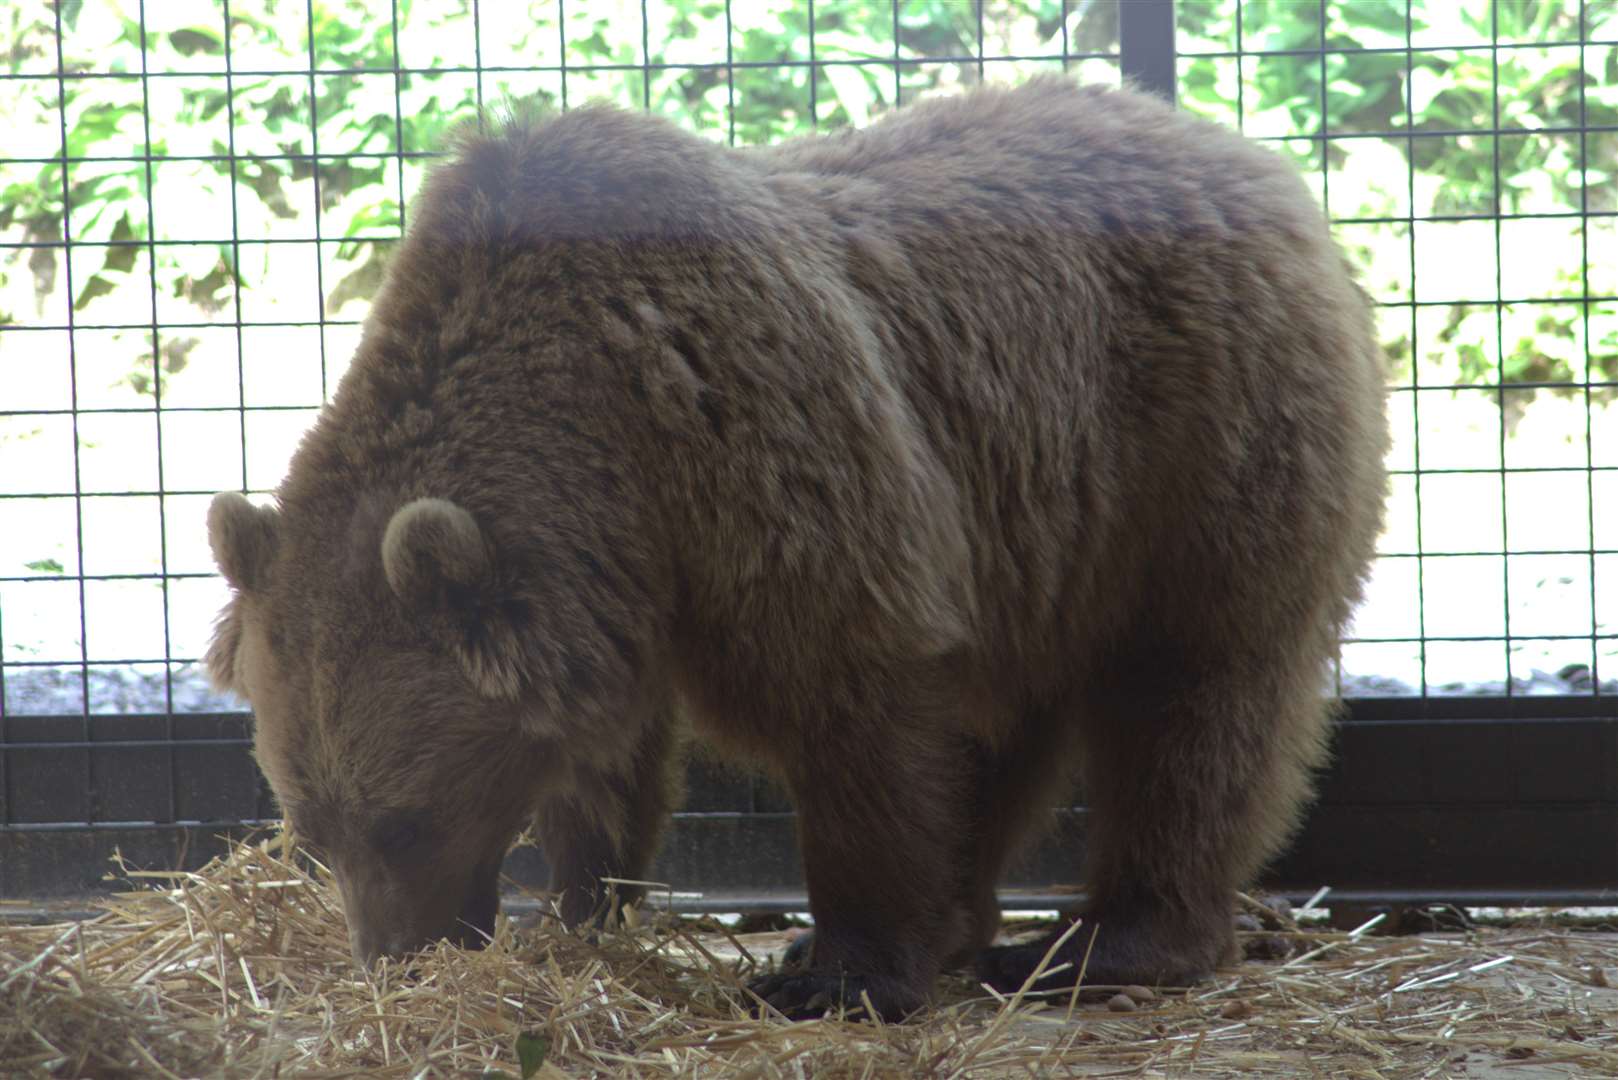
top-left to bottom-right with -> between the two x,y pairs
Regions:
2,0 -> 1616,720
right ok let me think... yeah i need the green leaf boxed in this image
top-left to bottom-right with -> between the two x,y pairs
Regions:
515,1031 -> 550,1079
75,274 -> 116,310
341,199 -> 401,239
100,215 -> 140,274
25,559 -> 64,574
171,27 -> 224,55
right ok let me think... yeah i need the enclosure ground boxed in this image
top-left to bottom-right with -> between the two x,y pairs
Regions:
1,832 -> 1615,1078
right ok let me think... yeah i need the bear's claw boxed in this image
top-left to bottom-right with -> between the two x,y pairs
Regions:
747,971 -> 920,1022
974,922 -> 1219,995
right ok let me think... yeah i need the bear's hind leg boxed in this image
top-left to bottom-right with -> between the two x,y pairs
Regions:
977,654 -> 1332,993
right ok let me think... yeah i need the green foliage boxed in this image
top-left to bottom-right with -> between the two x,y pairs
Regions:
1176,0 -> 1617,397
515,1030 -> 550,1077
478,1029 -> 549,1080
3,0 -> 1612,408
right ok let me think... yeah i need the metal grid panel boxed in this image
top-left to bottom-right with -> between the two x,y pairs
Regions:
1176,0 -> 1618,699
1,0 -> 1613,841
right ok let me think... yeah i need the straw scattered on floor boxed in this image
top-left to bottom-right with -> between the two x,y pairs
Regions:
2,831 -> 1615,1078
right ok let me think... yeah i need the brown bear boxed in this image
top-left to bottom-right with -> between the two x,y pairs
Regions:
205,76 -> 1388,1021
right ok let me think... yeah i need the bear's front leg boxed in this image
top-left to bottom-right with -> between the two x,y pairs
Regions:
537,710 -> 682,928
750,721 -> 973,1021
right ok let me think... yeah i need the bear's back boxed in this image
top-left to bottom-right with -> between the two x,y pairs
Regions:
281,79 -> 1387,716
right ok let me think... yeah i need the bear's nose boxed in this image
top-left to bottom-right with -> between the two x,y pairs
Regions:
350,935 -> 382,971
350,930 -> 413,971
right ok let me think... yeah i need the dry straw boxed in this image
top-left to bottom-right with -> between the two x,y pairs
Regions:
2,831 -> 1615,1078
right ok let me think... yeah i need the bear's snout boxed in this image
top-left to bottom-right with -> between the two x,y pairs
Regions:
348,918 -> 488,970
342,866 -> 501,971
349,928 -> 414,970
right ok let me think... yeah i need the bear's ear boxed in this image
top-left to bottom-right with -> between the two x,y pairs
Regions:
208,492 -> 280,593
381,497 -> 494,608
382,498 -> 526,701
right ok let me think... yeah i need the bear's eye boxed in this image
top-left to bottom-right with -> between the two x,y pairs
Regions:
373,816 -> 422,857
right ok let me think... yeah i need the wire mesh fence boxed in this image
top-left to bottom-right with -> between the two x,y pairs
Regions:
1,1 -> 1128,738
1,0 -> 1616,845
1172,1 -> 1618,700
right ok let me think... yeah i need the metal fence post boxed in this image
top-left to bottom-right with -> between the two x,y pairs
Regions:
1119,0 -> 1177,103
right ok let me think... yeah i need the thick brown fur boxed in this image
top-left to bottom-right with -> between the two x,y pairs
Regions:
206,77 -> 1388,1020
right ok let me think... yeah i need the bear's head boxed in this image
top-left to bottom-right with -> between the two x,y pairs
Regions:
204,491 -> 636,968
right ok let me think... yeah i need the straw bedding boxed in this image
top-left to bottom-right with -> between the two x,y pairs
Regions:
2,831 -> 1615,1078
